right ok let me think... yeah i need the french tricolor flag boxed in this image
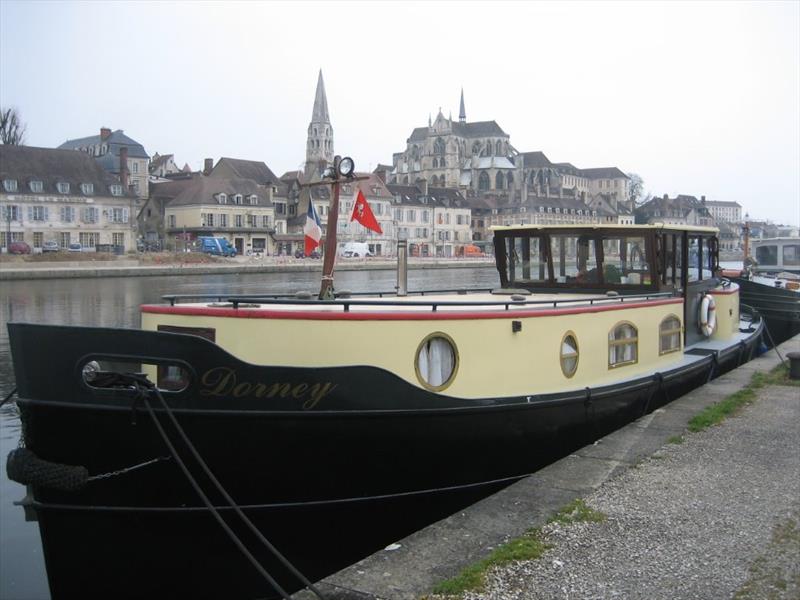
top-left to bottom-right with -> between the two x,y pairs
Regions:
304,200 -> 322,255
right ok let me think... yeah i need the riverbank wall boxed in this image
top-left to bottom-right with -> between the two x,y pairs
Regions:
0,258 -> 496,281
295,334 -> 800,600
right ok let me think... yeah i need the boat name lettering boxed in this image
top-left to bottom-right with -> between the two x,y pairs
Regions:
199,367 -> 336,409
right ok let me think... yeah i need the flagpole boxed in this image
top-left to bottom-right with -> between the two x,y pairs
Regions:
299,157 -> 368,301
318,157 -> 341,300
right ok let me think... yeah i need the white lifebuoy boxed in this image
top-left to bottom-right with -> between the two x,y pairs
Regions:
699,294 -> 717,337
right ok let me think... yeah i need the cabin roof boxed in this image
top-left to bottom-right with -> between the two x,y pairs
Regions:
490,223 -> 719,234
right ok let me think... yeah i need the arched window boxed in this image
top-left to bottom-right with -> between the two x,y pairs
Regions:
609,322 -> 638,368
434,137 -> 446,155
479,172 -> 490,191
495,172 -> 504,189
472,141 -> 481,156
412,146 -> 419,160
506,172 -> 514,187
432,157 -> 439,169
659,315 -> 682,355
403,176 -> 409,184
431,175 -> 439,186
495,141 -> 502,156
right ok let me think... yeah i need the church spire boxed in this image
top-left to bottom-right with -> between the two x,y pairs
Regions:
311,69 -> 330,123
306,69 -> 334,174
459,88 -> 466,123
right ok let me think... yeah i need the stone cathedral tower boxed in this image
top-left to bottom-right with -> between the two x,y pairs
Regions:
305,70 -> 334,178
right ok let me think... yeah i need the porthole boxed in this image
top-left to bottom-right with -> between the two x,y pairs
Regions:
415,332 -> 458,392
560,332 -> 579,378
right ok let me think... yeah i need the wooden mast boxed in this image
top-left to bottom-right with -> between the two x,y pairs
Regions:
299,156 -> 368,300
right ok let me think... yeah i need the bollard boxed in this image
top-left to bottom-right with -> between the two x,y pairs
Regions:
787,352 -> 800,380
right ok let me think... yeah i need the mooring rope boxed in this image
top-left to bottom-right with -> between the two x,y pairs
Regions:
0,388 -> 17,408
131,377 -> 326,600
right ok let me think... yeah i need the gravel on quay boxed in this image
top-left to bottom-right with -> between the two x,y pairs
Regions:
465,384 -> 800,600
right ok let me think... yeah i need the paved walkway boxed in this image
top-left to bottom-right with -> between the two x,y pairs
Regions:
469,383 -> 800,600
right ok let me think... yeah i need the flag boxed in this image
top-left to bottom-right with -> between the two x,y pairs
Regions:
304,201 -> 322,255
351,189 -> 383,234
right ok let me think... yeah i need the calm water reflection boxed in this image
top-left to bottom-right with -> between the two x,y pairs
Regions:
0,266 -> 498,600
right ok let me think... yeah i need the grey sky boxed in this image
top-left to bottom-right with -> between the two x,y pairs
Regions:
1,1 -> 798,225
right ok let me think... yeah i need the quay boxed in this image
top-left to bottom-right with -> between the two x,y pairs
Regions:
0,256 -> 494,281
297,335 -> 800,600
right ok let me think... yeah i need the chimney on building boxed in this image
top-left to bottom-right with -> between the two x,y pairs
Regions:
203,158 -> 214,176
663,193 -> 669,200
100,127 -> 112,141
375,168 -> 386,183
701,195 -> 706,203
421,178 -> 428,195
119,147 -> 129,190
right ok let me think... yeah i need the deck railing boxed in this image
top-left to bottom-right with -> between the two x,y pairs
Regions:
162,289 -> 678,312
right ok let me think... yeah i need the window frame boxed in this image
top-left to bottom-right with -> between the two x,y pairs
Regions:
560,331 -> 579,378
659,314 -> 683,355
608,321 -> 638,369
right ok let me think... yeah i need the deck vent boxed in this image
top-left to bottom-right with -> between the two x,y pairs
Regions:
295,291 -> 313,300
510,294 -> 527,302
606,290 -> 619,297
512,320 -> 522,333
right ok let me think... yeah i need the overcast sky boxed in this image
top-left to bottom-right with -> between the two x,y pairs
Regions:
1,1 -> 798,225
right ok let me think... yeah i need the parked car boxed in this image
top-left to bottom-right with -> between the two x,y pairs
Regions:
42,241 -> 60,253
340,242 -> 372,258
8,241 -> 31,255
197,237 -> 236,257
68,243 -> 83,252
295,249 -> 321,259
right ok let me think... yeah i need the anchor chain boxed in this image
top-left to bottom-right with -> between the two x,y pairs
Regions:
87,456 -> 171,482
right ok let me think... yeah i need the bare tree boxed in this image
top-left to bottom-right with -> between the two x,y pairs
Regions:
627,172 -> 647,205
0,107 -> 27,145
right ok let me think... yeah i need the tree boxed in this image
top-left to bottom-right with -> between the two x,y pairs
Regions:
627,172 -> 645,204
0,107 -> 27,145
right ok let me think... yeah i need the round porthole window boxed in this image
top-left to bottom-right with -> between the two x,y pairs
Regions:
415,332 -> 458,392
560,332 -> 579,378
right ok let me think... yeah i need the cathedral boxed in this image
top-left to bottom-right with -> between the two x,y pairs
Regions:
388,90 -> 630,210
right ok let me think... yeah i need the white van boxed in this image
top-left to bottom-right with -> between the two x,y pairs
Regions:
340,242 -> 373,258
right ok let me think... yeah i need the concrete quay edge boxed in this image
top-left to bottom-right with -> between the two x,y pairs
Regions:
295,334 -> 800,600
0,259 -> 496,281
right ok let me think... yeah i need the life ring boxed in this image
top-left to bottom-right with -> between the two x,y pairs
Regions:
699,294 -> 717,337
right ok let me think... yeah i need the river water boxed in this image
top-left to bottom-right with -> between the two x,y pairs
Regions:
0,266 -> 500,600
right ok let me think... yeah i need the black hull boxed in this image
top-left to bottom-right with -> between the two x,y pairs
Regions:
734,277 -> 800,346
7,322 -> 763,598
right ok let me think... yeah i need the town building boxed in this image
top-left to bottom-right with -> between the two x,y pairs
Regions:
58,127 -> 150,199
159,171 -> 276,255
149,153 -> 182,179
1,145 -> 137,252
387,181 -> 472,257
704,200 -> 742,224
635,194 -> 714,227
208,157 -> 288,235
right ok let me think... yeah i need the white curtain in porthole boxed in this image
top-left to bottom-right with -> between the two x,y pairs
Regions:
420,337 -> 454,387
